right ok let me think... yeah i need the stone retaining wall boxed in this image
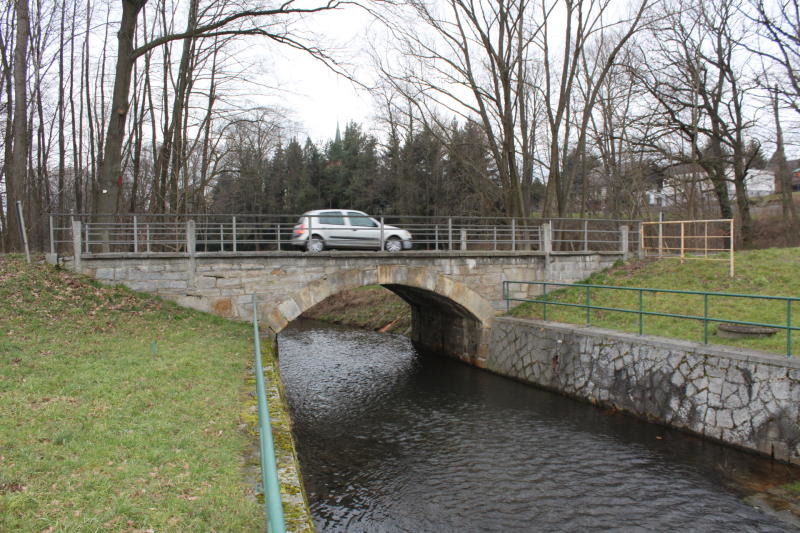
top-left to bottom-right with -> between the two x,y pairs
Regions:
487,317 -> 800,463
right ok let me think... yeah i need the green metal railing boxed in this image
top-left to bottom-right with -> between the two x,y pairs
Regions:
251,294 -> 286,533
503,281 -> 799,356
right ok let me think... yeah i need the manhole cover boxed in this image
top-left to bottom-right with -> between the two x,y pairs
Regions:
717,323 -> 779,339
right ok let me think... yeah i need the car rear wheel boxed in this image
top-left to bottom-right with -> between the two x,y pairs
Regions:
384,236 -> 402,252
306,235 -> 325,253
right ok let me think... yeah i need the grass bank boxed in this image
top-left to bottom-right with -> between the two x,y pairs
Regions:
0,256 -> 311,531
509,247 -> 800,356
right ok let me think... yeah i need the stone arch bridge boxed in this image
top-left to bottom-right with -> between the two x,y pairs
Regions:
69,250 -> 623,366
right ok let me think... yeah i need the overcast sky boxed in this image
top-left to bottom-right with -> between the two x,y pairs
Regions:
251,5 -> 378,143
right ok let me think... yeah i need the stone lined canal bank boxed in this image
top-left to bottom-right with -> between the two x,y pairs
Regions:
487,317 -> 800,465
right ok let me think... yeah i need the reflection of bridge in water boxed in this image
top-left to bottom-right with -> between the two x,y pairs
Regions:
53,213 -> 638,365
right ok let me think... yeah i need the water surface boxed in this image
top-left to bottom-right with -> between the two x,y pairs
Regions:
279,320 -> 799,532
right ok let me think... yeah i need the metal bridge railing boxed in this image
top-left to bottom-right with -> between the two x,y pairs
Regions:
503,280 -> 799,356
48,213 -> 640,256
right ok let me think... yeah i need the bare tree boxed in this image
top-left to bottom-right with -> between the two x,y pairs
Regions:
632,0 -> 760,245
749,0 -> 800,115
94,0 -> 346,229
6,0 -> 30,251
769,85 -> 799,243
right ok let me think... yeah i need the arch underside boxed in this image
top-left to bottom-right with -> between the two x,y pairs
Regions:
265,266 -> 495,364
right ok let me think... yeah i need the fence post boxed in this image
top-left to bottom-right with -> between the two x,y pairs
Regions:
620,225 -> 629,261
72,220 -> 82,272
233,217 -> 237,252
49,215 -> 55,255
680,221 -> 685,263
658,212 -> 664,257
133,216 -> 139,253
729,219 -> 735,278
380,217 -> 385,252
146,224 -> 151,253
460,228 -> 467,251
493,226 -> 497,251
542,222 -> 552,253
84,221 -> 89,254
275,223 -> 281,251
435,225 -> 439,250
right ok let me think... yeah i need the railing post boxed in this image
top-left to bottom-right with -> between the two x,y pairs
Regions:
133,216 -> 139,253
638,288 -> 644,335
583,219 -> 588,252
620,225 -> 629,261
787,299 -> 793,357
219,223 -> 224,252
380,217 -> 385,252
84,221 -> 89,254
146,224 -> 151,253
511,219 -> 516,251
233,217 -> 237,252
541,222 -> 552,253
704,293 -> 709,345
434,224 -> 439,250
186,220 -> 196,255
585,286 -> 590,326
275,223 -> 281,251
72,220 -> 82,272
447,218 -> 453,251
543,282 -> 548,321
493,226 -> 497,251
460,228 -> 467,251
658,212 -> 664,257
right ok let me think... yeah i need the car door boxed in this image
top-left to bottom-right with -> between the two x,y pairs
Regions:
317,210 -> 349,247
346,211 -> 381,249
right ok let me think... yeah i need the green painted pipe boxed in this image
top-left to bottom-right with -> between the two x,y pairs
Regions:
251,294 -> 286,533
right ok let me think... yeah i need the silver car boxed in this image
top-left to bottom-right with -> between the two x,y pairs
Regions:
291,210 -> 413,252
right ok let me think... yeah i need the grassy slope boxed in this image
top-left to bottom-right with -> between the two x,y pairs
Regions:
0,256 -> 311,532
509,247 -> 800,355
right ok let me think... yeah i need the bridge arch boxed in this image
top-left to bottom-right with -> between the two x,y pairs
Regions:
261,265 -> 496,364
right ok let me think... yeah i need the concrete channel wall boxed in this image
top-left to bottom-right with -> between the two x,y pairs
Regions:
487,317 -> 800,464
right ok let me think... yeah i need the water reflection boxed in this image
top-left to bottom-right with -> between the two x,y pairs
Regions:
279,320 -> 799,532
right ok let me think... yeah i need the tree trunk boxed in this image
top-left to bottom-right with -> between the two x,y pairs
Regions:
772,88 -> 800,244
94,0 -> 145,249
7,0 -> 31,252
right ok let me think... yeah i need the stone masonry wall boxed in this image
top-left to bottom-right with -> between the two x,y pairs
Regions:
488,317 -> 800,464
75,251 -> 621,320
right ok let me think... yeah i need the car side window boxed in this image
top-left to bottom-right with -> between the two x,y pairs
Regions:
319,211 -> 345,225
347,212 -> 378,227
